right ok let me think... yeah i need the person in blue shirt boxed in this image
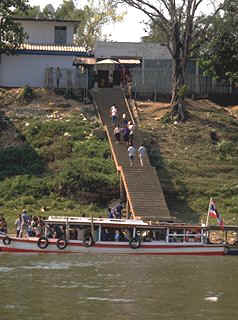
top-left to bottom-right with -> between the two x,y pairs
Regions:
115,202 -> 123,219
107,207 -> 114,219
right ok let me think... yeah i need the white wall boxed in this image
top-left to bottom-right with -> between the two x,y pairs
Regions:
0,54 -> 74,87
95,41 -> 171,60
20,20 -> 74,44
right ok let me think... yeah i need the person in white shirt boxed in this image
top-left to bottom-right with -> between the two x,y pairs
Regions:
110,104 -> 118,126
138,144 -> 146,167
128,145 -> 136,167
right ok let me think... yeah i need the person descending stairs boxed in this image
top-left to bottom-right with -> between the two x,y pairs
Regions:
91,87 -> 171,221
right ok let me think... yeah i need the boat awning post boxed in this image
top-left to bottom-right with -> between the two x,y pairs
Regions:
66,217 -> 70,240
91,215 -> 94,241
166,228 -> 169,243
133,227 -> 136,238
98,224 -> 102,241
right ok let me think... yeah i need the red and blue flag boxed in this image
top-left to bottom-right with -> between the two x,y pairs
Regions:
209,199 -> 224,227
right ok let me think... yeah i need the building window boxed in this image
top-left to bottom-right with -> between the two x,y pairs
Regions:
55,26 -> 67,45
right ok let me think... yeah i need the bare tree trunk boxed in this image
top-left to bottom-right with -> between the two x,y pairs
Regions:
170,22 -> 187,122
170,21 -> 186,104
171,58 -> 185,104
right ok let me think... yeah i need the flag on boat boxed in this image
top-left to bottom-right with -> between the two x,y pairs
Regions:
208,198 -> 224,227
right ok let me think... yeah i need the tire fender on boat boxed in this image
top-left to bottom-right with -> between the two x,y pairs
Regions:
83,233 -> 94,247
37,237 -> 49,249
129,237 -> 141,249
3,236 -> 11,246
56,238 -> 67,250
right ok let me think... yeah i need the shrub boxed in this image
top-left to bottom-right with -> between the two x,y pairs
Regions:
17,85 -> 34,103
0,145 -> 44,178
216,140 -> 237,160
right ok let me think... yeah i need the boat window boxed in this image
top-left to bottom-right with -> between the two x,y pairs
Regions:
167,228 -> 202,243
101,227 -> 132,241
169,229 -> 184,242
226,231 -> 238,245
155,229 -> 167,241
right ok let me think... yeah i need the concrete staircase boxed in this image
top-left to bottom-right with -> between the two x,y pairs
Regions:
91,87 -> 171,220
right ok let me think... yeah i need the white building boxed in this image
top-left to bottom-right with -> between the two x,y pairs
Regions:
94,41 -> 171,60
0,17 -> 92,88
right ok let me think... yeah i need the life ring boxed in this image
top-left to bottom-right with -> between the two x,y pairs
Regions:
3,236 -> 11,245
56,238 -> 67,250
83,233 -> 94,247
37,237 -> 49,249
129,237 -> 141,249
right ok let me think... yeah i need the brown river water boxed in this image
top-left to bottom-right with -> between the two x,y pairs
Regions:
0,253 -> 237,320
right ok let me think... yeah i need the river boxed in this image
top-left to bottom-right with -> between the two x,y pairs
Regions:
0,254 -> 237,320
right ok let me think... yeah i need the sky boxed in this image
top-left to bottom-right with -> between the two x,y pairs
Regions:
28,0 -> 148,42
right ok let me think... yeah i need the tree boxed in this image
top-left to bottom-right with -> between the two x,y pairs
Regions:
42,4 -> 56,19
75,0 -> 124,50
113,0 -> 227,119
142,19 -> 167,43
0,0 -> 29,54
14,5 -> 43,18
198,1 -> 238,83
55,0 -> 83,20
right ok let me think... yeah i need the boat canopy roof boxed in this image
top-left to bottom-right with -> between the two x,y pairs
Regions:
46,216 -> 148,227
45,216 -> 205,229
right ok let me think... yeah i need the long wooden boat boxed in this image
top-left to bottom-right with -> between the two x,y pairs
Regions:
0,216 -> 226,255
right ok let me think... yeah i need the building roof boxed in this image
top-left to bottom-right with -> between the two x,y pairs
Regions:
14,43 -> 93,57
13,17 -> 81,24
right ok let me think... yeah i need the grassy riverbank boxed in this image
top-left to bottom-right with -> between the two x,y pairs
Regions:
1,87 -> 238,231
137,98 -> 238,225
0,88 -> 119,231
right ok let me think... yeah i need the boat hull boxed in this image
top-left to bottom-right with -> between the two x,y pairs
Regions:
0,237 -> 225,255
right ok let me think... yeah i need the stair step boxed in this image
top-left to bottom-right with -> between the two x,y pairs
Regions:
91,88 -> 171,220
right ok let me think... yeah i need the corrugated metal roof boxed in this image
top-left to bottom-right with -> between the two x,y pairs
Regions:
13,17 -> 80,24
14,43 -> 94,57
19,43 -> 87,52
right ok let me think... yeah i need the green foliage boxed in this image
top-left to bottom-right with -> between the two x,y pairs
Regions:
51,155 -> 118,199
216,140 -> 237,160
74,0 -> 125,50
0,111 -> 118,215
198,4 -> 238,82
0,144 -> 44,179
17,85 -> 34,103
1,0 -> 29,54
177,85 -> 188,99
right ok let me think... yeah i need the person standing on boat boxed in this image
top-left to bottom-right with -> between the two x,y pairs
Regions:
0,216 -> 7,234
107,207 -> 115,219
115,202 -> 123,219
15,214 -> 22,237
19,209 -> 30,238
